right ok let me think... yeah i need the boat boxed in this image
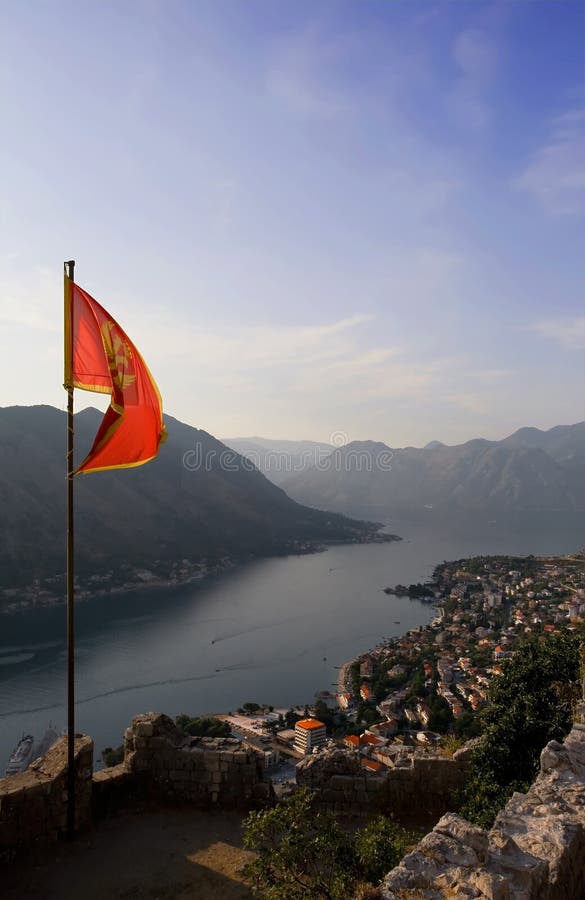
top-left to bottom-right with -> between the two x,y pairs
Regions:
5,734 -> 35,776
4,725 -> 59,777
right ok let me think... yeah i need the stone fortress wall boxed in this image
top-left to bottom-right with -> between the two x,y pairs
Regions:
1,701 -> 584,899
0,712 -> 272,858
296,744 -> 471,829
0,735 -> 93,858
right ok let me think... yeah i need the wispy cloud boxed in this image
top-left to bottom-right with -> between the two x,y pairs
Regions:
265,29 -> 352,118
447,28 -> 497,131
515,108 -> 585,215
528,315 -> 585,350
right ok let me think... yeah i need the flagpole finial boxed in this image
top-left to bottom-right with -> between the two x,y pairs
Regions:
64,260 -> 75,279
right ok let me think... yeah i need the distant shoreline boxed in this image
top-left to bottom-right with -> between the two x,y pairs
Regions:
0,529 -> 400,617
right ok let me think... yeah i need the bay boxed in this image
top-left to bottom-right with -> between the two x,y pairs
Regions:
0,510 -> 583,772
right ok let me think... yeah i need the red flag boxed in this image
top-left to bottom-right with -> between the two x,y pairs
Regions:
64,275 -> 166,474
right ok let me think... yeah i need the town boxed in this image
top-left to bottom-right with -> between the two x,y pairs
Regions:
215,551 -> 585,778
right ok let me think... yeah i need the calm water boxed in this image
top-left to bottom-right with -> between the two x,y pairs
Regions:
0,511 -> 583,771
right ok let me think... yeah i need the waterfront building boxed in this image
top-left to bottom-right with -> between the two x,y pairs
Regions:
294,718 -> 327,755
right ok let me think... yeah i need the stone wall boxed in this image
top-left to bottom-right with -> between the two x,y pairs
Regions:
122,712 -> 273,809
381,700 -> 585,899
0,735 -> 93,858
1,712 -> 273,858
296,745 -> 469,828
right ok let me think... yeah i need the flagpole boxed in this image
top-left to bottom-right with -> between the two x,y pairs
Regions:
64,259 -> 76,838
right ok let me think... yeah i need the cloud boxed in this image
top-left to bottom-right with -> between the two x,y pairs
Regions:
448,29 -> 497,131
453,29 -> 498,82
265,29 -> 351,118
528,315 -> 585,350
444,392 -> 488,414
515,108 -> 585,215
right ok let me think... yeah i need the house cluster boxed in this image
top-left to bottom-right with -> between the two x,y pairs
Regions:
0,556 -> 236,614
334,552 -> 585,752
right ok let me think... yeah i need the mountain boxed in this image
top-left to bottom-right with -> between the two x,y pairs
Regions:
282,423 -> 585,518
222,437 -> 334,486
0,406 -> 381,593
501,422 -> 585,464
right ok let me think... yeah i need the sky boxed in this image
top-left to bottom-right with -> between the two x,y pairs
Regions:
0,0 -> 584,447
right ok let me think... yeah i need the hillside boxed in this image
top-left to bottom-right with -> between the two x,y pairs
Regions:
0,406 -> 381,594
282,423 -> 585,518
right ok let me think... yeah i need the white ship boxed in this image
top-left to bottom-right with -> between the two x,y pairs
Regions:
5,734 -> 35,776
5,725 -> 59,777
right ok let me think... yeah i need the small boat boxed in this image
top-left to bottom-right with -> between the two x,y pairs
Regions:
5,734 -> 35,776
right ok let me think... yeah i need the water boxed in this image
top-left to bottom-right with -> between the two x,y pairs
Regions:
0,511 -> 582,771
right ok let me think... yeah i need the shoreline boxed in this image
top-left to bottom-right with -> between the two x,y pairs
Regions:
0,529 -> 400,617
337,660 -> 352,695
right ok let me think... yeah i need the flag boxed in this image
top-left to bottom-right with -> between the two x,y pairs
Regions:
64,274 -> 166,474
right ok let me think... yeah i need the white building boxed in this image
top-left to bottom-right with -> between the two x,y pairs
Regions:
294,718 -> 327,755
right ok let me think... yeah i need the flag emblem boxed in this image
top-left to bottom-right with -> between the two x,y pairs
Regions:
64,274 -> 166,474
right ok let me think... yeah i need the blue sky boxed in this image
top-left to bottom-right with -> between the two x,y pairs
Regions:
1,0 -> 583,446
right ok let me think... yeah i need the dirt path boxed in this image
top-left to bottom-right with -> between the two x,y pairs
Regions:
4,808 -> 255,899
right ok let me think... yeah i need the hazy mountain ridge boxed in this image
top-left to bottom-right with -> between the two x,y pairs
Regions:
222,436 -> 335,486
0,406 -> 380,590
280,422 -> 585,517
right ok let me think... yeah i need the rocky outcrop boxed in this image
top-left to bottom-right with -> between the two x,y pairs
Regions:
381,703 -> 585,899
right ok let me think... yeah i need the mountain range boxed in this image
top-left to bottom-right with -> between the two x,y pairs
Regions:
222,436 -> 334,486
230,423 -> 585,519
0,406 -> 380,593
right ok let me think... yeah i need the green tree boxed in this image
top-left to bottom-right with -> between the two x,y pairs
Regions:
175,715 -> 231,738
313,699 -> 334,732
426,691 -> 453,733
354,816 -> 415,885
101,744 -> 124,767
453,711 -> 481,739
362,706 -> 381,727
459,630 -> 583,828
285,708 -> 301,728
243,788 -> 356,899
243,789 -> 414,898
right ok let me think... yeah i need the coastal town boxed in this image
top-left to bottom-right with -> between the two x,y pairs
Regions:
4,550 -> 585,780
217,551 -> 585,775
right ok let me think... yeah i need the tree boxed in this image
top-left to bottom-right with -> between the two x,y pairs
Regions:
285,708 -> 301,728
101,744 -> 124,767
313,699 -> 334,732
354,816 -> 415,885
243,788 -> 415,898
175,715 -> 231,738
426,691 -> 453,733
243,788 -> 356,899
459,630 -> 583,828
362,707 -> 381,727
